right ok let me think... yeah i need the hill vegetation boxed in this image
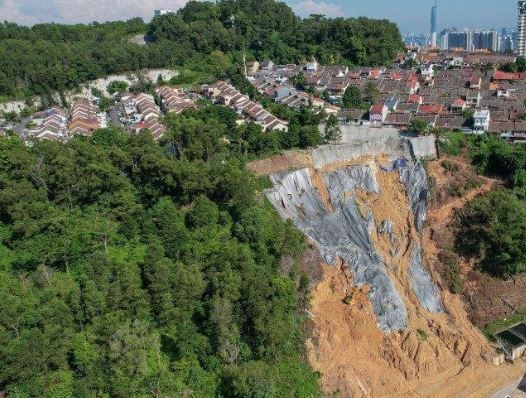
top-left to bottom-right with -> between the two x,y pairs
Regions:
442,134 -> 526,278
0,0 -> 403,100
0,105 -> 323,397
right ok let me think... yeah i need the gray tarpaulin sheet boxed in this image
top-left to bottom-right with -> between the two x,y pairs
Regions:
266,160 -> 443,331
409,244 -> 444,313
267,166 -> 407,331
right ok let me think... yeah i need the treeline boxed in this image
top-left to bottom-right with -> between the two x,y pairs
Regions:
0,105 -> 322,396
0,0 -> 403,99
148,0 -> 403,65
451,135 -> 526,277
0,19 -> 177,99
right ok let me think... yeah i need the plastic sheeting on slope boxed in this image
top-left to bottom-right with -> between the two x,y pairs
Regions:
267,165 -> 408,331
399,162 -> 429,233
409,244 -> 444,313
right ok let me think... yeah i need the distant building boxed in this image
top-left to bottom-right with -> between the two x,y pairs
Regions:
154,9 -> 174,17
439,29 -> 449,50
518,1 -> 526,57
473,109 -> 490,133
501,35 -> 514,52
472,30 -> 499,52
369,102 -> 388,123
430,0 -> 438,47
447,30 -> 473,51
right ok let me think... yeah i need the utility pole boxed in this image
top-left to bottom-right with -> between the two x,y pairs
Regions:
231,13 -> 248,78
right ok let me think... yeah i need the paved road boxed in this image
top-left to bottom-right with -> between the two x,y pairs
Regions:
107,106 -> 121,127
490,376 -> 526,398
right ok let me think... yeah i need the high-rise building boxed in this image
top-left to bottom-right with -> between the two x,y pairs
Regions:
430,0 -> 438,47
518,1 -> 526,57
472,30 -> 499,52
439,29 -> 450,49
448,30 -> 473,51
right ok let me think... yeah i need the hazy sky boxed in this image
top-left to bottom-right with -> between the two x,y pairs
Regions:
0,0 -> 518,33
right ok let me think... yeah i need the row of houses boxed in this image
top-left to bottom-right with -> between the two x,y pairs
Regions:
250,77 -> 339,114
203,81 -> 288,132
415,49 -> 516,68
68,98 -> 104,137
156,86 -> 197,114
252,56 -> 526,143
121,92 -> 166,140
25,98 -> 104,142
31,107 -> 69,141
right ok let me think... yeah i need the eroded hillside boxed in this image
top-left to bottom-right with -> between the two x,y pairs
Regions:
257,136 -> 525,397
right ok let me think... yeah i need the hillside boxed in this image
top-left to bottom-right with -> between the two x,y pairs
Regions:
258,134 -> 526,397
0,108 -> 323,396
0,0 -> 403,100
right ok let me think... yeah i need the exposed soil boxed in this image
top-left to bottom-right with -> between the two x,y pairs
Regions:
302,156 -> 526,397
246,150 -> 312,175
425,157 -> 526,330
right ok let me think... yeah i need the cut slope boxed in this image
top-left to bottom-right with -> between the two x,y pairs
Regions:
266,156 -> 515,397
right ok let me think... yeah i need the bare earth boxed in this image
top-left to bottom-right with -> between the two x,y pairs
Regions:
303,158 -> 526,398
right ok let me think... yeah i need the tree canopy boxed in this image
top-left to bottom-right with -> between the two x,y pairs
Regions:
0,0 -> 403,100
448,134 -> 526,278
0,105 -> 321,396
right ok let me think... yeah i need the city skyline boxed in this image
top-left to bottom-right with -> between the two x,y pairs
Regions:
0,0 -> 518,33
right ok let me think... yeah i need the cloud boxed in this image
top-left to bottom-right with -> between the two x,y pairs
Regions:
294,0 -> 343,18
0,0 -> 190,25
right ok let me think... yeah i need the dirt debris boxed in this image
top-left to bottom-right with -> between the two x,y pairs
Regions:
246,151 -> 312,176
303,156 -> 525,398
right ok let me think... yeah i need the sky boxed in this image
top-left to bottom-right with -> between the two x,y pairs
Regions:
0,0 -> 518,34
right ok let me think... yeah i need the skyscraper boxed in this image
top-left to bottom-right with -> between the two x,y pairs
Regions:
518,1 -> 526,57
430,0 -> 438,47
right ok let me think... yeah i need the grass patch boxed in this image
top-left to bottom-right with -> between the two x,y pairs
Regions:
438,132 -> 467,156
437,250 -> 464,294
417,329 -> 428,341
255,175 -> 273,191
481,312 -> 526,340
441,159 -> 460,173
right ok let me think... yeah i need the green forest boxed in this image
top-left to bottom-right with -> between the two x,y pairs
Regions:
0,0 -> 403,100
0,105 -> 325,397
443,134 -> 526,278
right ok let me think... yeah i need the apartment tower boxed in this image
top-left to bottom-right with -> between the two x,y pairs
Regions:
518,1 -> 526,56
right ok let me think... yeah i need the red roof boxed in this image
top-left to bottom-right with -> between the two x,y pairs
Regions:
408,94 -> 422,103
493,70 -> 521,81
452,98 -> 466,107
370,102 -> 386,114
419,103 -> 444,114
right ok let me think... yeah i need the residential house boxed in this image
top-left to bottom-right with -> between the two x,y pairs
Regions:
473,109 -> 490,133
369,102 -> 388,123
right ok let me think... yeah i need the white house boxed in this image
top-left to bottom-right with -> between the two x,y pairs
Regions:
420,64 -> 435,80
305,61 -> 319,72
473,109 -> 490,133
369,102 -> 388,123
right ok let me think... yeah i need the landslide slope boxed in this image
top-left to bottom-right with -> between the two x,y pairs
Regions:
265,153 -> 522,397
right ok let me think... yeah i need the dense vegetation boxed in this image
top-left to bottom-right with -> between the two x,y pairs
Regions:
0,0 -> 403,100
0,105 -> 322,397
442,134 -> 526,278
455,190 -> 526,277
148,1 -> 403,66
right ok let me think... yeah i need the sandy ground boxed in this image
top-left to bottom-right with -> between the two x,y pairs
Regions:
303,158 -> 526,398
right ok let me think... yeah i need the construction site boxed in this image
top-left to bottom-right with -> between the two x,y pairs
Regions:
248,125 -> 526,397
